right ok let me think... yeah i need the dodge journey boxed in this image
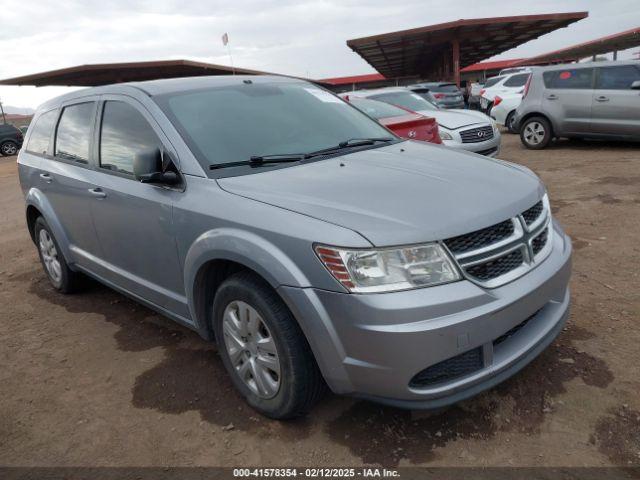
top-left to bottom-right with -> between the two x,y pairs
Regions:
18,76 -> 572,419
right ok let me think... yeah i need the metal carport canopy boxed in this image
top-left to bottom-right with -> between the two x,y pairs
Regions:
346,12 -> 588,84
516,26 -> 640,64
0,59 -> 301,87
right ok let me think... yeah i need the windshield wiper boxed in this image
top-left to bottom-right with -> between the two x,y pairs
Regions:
209,154 -> 306,170
209,138 -> 395,170
305,137 -> 395,158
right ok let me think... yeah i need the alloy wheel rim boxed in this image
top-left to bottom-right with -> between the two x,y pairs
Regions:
524,122 -> 545,145
39,229 -> 62,283
222,300 -> 281,399
2,143 -> 17,155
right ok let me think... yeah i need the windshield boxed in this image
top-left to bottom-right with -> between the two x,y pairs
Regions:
369,91 -> 438,112
483,76 -> 505,88
348,97 -> 409,119
157,81 -> 394,169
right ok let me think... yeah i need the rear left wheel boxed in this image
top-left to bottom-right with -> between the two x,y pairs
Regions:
34,217 -> 83,293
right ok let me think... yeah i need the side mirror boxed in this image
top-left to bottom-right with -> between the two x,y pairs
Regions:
133,148 -> 180,186
631,80 -> 640,90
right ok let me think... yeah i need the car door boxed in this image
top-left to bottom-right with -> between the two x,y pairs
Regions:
88,96 -> 186,316
591,64 -> 640,137
37,99 -> 105,263
541,67 -> 594,135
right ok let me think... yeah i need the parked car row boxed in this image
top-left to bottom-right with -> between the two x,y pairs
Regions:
346,87 -> 501,157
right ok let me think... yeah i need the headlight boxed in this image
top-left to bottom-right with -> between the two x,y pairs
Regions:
315,243 -> 461,293
439,131 -> 453,140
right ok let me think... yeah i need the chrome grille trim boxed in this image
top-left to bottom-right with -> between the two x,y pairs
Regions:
443,196 -> 553,288
459,125 -> 494,143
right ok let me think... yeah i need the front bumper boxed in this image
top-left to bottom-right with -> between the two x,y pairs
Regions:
442,132 -> 501,157
279,221 -> 571,409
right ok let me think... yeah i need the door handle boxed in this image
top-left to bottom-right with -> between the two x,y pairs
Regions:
88,187 -> 107,199
39,173 -> 53,183
595,96 -> 609,102
546,94 -> 558,100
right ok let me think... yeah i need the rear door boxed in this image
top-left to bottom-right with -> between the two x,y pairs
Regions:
591,64 -> 640,137
88,96 -> 186,316
541,67 -> 594,135
38,99 -> 104,262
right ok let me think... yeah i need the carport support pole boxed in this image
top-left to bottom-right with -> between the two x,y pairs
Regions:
452,38 -> 460,87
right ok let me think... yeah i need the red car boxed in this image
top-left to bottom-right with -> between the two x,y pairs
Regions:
341,95 -> 442,144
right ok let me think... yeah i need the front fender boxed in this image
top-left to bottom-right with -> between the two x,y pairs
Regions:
183,227 -> 312,330
24,187 -> 75,265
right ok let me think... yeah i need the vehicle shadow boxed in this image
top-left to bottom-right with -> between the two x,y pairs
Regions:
20,270 -> 614,466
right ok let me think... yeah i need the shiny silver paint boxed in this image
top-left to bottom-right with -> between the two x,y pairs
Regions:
19,76 -> 571,409
514,60 -> 640,140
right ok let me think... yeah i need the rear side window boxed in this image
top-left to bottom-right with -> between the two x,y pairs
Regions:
430,84 -> 459,93
596,65 -> 640,89
503,73 -> 530,87
55,103 -> 95,163
100,101 -> 161,175
349,97 -> 409,119
543,68 -> 594,89
26,110 -> 57,155
483,76 -> 505,88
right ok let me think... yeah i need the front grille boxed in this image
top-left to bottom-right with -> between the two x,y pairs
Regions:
410,347 -> 483,388
522,200 -> 544,226
444,219 -> 514,255
532,227 -> 549,255
466,249 -> 524,281
459,125 -> 494,143
493,311 -> 539,346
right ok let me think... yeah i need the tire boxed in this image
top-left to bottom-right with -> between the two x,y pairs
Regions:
520,116 -> 552,149
34,216 -> 82,293
213,271 -> 325,419
1,141 -> 18,156
506,111 -> 518,134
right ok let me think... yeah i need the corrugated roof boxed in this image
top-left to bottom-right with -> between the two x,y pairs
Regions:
346,12 -> 588,78
460,59 -> 526,73
0,59 -> 279,87
516,26 -> 640,64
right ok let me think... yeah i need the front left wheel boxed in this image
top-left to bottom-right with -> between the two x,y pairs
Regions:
213,271 -> 325,419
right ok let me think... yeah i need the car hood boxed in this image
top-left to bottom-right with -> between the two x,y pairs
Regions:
217,141 -> 544,247
418,109 -> 488,130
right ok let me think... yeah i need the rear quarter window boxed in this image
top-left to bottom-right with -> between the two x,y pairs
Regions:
503,73 -> 530,87
543,68 -> 594,89
483,76 -> 505,88
26,110 -> 58,155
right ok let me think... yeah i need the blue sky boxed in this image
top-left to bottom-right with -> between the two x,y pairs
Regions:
1,0 -> 639,108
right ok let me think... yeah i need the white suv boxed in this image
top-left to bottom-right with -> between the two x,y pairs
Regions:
480,72 -> 532,111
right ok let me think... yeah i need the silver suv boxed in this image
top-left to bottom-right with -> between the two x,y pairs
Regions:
515,60 -> 640,149
18,76 -> 572,419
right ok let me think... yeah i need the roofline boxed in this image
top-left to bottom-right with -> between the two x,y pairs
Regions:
0,59 -> 268,86
515,25 -> 640,64
346,12 -> 589,47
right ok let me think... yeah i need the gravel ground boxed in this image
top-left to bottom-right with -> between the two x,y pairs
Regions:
1,133 -> 639,468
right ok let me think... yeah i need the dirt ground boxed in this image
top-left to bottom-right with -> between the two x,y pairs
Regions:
1,134 -> 639,468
